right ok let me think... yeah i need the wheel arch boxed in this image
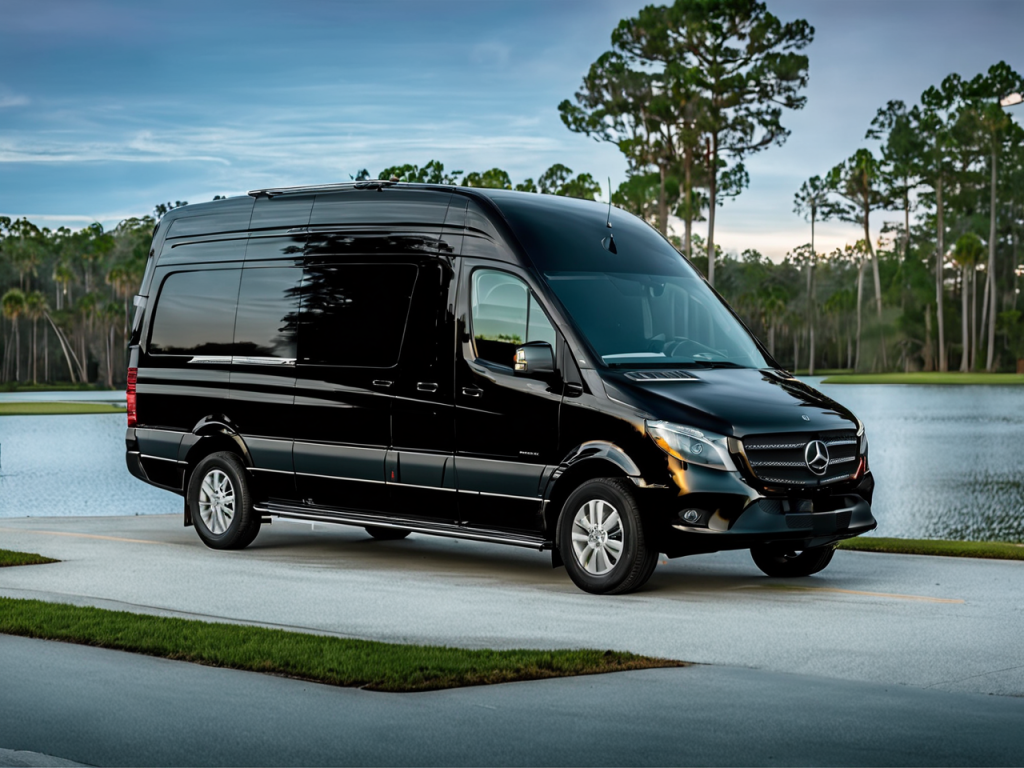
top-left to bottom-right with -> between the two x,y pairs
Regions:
543,441 -> 643,547
181,419 -> 253,526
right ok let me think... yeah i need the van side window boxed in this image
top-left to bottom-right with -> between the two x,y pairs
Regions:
148,269 -> 241,356
470,269 -> 555,367
234,267 -> 302,359
296,263 -> 417,368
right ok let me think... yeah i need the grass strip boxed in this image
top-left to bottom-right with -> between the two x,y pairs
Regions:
0,402 -> 125,416
0,383 -> 117,393
838,537 -> 1024,561
821,372 -> 1024,385
0,549 -> 59,567
0,597 -> 684,692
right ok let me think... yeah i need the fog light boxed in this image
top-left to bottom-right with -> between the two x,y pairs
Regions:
681,509 -> 701,524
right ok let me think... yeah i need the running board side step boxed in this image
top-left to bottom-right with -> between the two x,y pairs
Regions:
254,502 -> 551,551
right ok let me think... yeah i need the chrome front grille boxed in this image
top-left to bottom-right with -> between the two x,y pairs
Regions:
741,430 -> 859,488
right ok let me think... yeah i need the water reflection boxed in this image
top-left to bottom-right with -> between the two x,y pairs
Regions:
1,385 -> 1022,542
0,414 -> 176,519
811,381 -> 1024,542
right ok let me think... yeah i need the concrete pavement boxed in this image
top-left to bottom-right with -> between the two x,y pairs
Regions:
1,514 -> 1022,696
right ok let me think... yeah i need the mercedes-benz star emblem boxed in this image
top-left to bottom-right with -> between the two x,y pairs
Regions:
804,440 -> 830,475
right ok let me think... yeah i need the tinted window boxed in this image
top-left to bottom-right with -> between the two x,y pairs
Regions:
470,269 -> 555,367
234,267 -> 302,359
295,264 -> 417,367
149,270 -> 241,356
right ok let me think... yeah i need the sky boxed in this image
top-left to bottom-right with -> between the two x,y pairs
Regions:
1,0 -> 1022,260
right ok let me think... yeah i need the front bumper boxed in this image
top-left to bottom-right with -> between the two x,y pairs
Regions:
644,463 -> 877,557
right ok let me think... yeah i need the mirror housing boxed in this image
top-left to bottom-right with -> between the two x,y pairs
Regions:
513,341 -> 554,377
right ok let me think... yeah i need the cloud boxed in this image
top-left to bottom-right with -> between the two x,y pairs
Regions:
470,41 -> 512,67
0,84 -> 29,108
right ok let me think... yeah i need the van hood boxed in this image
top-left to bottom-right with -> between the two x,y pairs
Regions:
602,368 -> 859,438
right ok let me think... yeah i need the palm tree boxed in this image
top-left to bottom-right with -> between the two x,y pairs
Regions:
953,233 -> 985,371
53,260 -> 75,310
24,291 -> 46,384
794,176 -> 840,375
2,288 -> 26,382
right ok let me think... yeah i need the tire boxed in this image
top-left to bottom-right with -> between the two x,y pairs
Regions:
188,451 -> 260,550
365,526 -> 411,541
557,478 -> 658,595
750,543 -> 836,578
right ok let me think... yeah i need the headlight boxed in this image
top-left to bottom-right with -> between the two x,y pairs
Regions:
645,420 -> 737,471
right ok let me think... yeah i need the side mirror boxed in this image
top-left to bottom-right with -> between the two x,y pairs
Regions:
513,341 -> 554,377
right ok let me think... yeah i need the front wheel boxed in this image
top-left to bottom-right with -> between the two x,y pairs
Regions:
188,452 -> 260,550
750,543 -> 836,577
557,478 -> 658,595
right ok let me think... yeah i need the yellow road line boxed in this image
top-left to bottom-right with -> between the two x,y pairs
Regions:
743,584 -> 964,604
0,528 -> 162,545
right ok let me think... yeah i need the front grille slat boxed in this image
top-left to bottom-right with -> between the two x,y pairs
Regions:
741,429 -> 858,489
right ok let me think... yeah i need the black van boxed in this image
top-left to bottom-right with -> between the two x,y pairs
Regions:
125,182 -> 875,594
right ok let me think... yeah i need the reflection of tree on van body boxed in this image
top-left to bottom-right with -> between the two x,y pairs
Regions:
280,264 -> 418,369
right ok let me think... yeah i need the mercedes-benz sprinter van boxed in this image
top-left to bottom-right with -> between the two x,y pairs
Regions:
125,182 -> 876,594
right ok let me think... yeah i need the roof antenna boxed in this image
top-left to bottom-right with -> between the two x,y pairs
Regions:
605,177 -> 613,228
601,177 -> 617,253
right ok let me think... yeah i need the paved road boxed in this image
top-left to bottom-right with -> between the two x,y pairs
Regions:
1,515 -> 1022,697
2,634 -> 1023,767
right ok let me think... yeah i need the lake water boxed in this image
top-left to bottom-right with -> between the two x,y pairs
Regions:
1,382 -> 1022,542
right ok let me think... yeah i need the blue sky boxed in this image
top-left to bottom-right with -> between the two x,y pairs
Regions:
1,0 -> 1022,259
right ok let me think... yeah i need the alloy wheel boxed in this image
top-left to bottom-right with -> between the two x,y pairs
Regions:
198,469 -> 235,535
570,499 -> 624,575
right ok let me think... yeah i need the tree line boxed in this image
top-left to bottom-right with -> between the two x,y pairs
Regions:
558,0 -> 1024,374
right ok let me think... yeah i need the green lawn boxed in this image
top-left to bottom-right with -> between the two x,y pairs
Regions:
839,537 -> 1024,561
0,402 -> 126,416
821,372 -> 1024,385
0,382 -> 118,393
0,597 -> 683,692
0,549 -> 59,567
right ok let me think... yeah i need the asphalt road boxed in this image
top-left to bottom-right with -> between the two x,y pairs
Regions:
1,514 -> 1023,765
2,633 -> 1023,767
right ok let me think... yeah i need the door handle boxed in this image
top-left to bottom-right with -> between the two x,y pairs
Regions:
461,386 -> 483,397
416,382 -> 438,393
372,380 -> 394,388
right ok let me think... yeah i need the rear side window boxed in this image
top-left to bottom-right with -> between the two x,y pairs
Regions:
470,268 -> 555,367
148,270 -> 241,356
233,267 -> 302,359
296,264 -> 417,368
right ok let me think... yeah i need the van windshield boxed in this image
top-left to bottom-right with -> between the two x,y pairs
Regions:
544,271 -> 767,368
491,192 -> 768,369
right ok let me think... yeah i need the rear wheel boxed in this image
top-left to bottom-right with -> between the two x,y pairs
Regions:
365,526 -> 411,541
557,478 -> 658,595
750,543 -> 836,577
188,452 -> 260,550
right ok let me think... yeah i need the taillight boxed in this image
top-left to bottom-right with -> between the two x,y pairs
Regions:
126,367 -> 137,427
